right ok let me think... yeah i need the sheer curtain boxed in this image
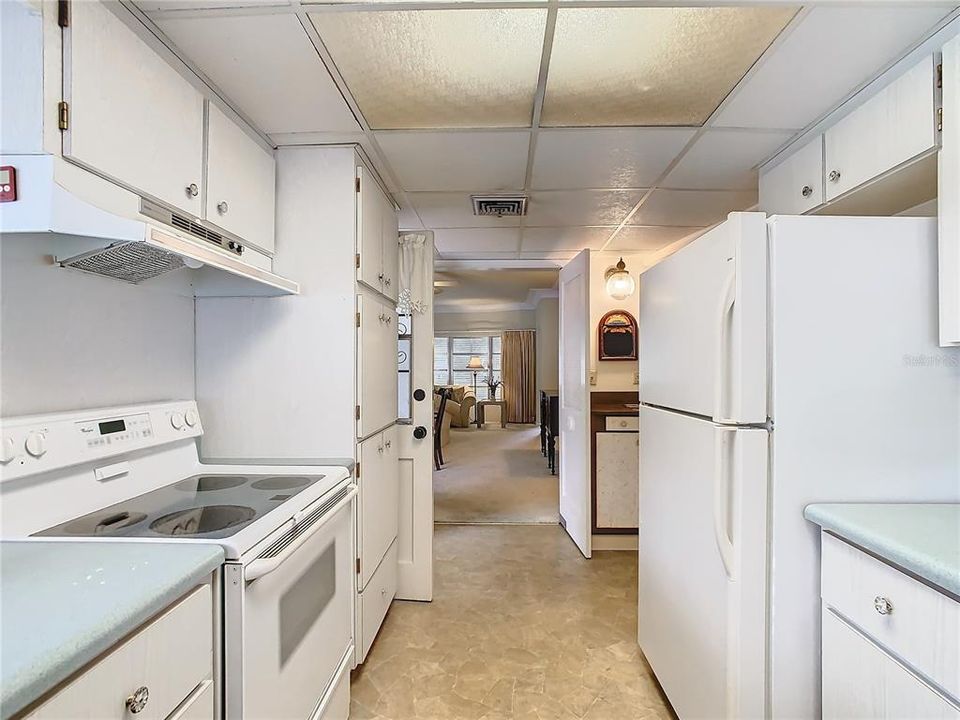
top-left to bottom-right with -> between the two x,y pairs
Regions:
397,231 -> 432,315
502,330 -> 536,424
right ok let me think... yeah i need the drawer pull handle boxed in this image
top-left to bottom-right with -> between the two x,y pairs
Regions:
801,185 -> 813,198
126,686 -> 149,714
874,596 -> 893,615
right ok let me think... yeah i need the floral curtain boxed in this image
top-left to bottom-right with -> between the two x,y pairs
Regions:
502,330 -> 537,424
397,232 -> 432,315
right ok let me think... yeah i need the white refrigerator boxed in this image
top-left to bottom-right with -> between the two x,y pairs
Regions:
638,212 -> 960,719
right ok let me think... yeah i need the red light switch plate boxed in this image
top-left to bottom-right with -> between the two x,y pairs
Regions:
0,166 -> 16,202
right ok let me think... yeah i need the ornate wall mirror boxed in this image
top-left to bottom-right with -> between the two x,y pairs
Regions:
598,310 -> 638,361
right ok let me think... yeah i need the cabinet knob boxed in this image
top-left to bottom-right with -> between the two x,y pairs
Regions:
126,686 -> 149,714
385,277 -> 392,287
828,170 -> 841,183
873,596 -> 893,615
378,273 -> 385,282
801,185 -> 813,198
217,201 -> 229,215
185,183 -> 199,198
385,440 -> 391,449
377,445 -> 384,454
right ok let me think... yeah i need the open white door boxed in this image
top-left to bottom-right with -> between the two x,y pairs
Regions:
558,251 -> 592,558
395,232 -> 434,601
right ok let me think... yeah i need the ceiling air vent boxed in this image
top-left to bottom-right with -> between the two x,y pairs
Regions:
471,195 -> 528,218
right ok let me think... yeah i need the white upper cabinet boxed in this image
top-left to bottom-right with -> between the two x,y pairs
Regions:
357,291 -> 399,439
63,1 -> 204,216
759,135 -> 824,215
824,56 -> 938,202
941,35 -> 960,347
205,103 -> 276,254
356,167 -> 399,302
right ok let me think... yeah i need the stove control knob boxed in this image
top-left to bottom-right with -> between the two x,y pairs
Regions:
170,412 -> 185,430
0,437 -> 16,463
25,432 -> 47,458
184,409 -> 199,427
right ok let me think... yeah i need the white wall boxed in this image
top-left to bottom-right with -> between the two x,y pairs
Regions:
1,235 -> 195,416
434,308 -> 535,334
589,251 -> 642,393
535,297 -> 559,393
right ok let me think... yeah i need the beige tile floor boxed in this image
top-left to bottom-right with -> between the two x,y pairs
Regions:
350,524 -> 674,720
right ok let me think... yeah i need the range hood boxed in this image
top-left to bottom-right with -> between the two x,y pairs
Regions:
0,155 -> 298,297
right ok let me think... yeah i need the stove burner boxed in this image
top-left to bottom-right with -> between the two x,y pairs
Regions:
251,477 -> 310,491
175,476 -> 247,492
63,511 -> 148,535
150,505 -> 255,536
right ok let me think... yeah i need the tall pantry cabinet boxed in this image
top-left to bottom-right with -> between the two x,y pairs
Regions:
195,145 -> 400,665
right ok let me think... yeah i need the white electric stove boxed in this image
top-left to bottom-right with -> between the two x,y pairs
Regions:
0,400 -> 355,720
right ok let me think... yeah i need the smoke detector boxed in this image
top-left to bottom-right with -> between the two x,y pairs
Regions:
471,195 -> 528,218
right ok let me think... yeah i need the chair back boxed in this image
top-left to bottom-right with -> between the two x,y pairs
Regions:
434,388 -> 451,437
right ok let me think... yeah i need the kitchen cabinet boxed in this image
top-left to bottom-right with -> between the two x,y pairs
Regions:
589,392 -> 639,535
358,539 -> 398,662
357,425 -> 400,590
357,166 -> 400,303
63,0 -> 204,216
759,135 -> 824,215
357,289 -> 400,439
824,56 -> 938,202
205,103 -> 276,254
941,35 -> 960,346
25,584 -> 215,720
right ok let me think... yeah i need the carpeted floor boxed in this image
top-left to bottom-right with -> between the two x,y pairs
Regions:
433,425 -> 559,524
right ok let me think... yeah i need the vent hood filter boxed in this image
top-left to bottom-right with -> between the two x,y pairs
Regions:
59,241 -> 186,284
472,195 -> 528,217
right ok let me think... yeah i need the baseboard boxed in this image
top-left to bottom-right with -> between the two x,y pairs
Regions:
591,534 -> 638,551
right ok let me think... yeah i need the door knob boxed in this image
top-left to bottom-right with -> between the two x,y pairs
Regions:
413,389 -> 426,402
413,426 -> 427,440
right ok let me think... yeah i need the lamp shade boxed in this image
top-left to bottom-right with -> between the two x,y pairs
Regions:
466,356 -> 485,370
605,257 -> 636,300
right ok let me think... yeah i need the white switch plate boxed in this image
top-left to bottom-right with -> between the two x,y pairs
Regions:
589,370 -> 597,386
633,371 -> 639,385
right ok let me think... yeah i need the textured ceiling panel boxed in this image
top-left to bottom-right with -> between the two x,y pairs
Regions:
310,9 -> 546,129
542,6 -> 798,127
664,129 -> 795,190
631,189 -> 757,227
521,226 -> 613,251
434,228 -> 521,253
525,190 -> 645,227
606,225 -> 703,251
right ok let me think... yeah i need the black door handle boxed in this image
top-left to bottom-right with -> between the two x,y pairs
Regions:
413,426 -> 428,440
413,388 -> 426,402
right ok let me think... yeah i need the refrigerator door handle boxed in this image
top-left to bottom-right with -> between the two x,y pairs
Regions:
713,426 -> 736,580
713,273 -> 737,424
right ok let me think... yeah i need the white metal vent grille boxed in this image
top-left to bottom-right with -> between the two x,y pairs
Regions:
471,195 -> 528,217
59,242 -> 185,284
140,198 -> 236,253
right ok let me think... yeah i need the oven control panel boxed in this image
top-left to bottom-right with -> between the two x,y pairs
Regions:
0,401 -> 202,483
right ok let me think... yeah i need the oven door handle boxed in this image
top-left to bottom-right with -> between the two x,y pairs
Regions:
245,484 -> 357,582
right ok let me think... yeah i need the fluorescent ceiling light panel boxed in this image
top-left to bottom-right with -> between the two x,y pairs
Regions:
541,6 -> 797,127
310,9 -> 547,129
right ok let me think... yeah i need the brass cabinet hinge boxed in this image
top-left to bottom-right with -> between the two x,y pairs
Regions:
57,0 -> 69,27
937,63 -> 943,89
355,253 -> 361,269
356,462 -> 360,479
356,405 -> 361,420
355,177 -> 361,193
938,107 -> 943,133
356,312 -> 361,328
57,101 -> 69,131
356,558 -> 361,574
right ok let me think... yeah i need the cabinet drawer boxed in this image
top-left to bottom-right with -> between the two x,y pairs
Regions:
821,532 -> 960,701
759,134 -> 824,214
358,538 -> 397,663
823,608 -> 960,719
824,55 -> 937,201
605,416 -> 639,431
27,584 -> 213,720
313,654 -> 350,720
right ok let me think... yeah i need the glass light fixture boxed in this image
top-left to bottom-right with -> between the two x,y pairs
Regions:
605,257 -> 636,300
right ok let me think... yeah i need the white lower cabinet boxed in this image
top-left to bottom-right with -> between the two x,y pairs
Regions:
357,425 -> 400,590
595,431 -> 639,529
26,584 -> 214,720
358,538 -> 398,663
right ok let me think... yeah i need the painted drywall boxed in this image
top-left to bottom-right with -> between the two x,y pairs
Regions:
536,297 -> 559,393
1,235 -> 195,416
589,251 -> 642,392
434,309 -> 535,334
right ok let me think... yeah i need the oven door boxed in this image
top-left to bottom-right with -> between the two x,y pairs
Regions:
229,482 -> 357,720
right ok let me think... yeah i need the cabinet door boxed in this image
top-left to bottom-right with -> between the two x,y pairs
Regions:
205,103 -> 276,254
941,36 -> 960,346
759,135 -> 824,214
358,294 -> 397,438
822,608 -> 960,719
825,56 -> 938,201
64,1 -> 204,215
356,166 -> 384,293
357,426 -> 399,589
595,431 -> 639,529
380,196 -> 400,302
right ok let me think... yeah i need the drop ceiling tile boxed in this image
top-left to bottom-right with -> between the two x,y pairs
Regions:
715,6 -> 955,130
376,131 -> 529,192
542,6 -> 797,127
309,9 -> 546,129
631,189 -> 757,227
663,129 -> 795,190
140,0 -> 288,10
531,129 -> 695,190
525,190 -> 645,227
409,193 -> 522,229
521,226 -> 613,252
606,225 -> 703,252
155,14 -> 359,135
434,228 -> 521,254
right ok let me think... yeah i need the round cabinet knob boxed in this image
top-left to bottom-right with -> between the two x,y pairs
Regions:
185,183 -> 199,198
801,185 -> 813,198
619,420 -> 628,428
385,278 -> 392,287
216,201 -> 228,215
828,170 -> 841,183
184,409 -> 199,427
126,686 -> 149,714
874,596 -> 893,615
1,437 -> 17,463
24,432 -> 46,458
170,413 -> 185,430
384,440 -> 392,449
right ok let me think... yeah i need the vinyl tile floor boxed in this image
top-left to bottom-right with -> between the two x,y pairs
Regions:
350,524 -> 674,720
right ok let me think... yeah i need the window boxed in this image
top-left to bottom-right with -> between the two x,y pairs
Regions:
398,314 -> 412,421
434,335 -> 502,400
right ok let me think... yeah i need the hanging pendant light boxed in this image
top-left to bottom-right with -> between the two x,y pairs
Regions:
605,257 -> 636,300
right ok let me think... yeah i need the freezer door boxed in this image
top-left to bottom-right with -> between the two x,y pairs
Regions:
638,405 -> 768,719
640,213 -> 768,423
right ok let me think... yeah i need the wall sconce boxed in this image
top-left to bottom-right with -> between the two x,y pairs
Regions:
605,257 -> 636,300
